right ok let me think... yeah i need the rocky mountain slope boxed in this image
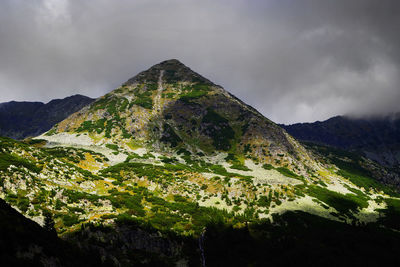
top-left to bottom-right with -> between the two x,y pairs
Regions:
0,95 -> 94,140
1,59 -> 400,265
47,59 -> 315,174
282,115 -> 400,169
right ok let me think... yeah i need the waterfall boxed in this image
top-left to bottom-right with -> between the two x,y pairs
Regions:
199,229 -> 206,267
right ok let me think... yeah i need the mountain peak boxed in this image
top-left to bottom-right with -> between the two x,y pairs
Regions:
124,59 -> 214,85
158,58 -> 185,66
45,58 -> 312,174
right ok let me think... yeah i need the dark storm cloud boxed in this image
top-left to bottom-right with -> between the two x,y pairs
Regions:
0,0 -> 400,124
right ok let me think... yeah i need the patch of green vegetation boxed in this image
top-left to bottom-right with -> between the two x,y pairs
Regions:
63,189 -> 104,205
23,139 -> 47,146
121,128 -> 131,139
91,95 -> 130,116
208,164 -> 252,179
76,119 -> 106,134
177,148 -> 191,156
62,214 -> 81,227
119,98 -> 129,111
55,199 -> 64,210
230,163 -> 251,171
44,128 -> 57,136
132,97 -> 153,109
316,180 -> 328,187
307,185 -> 368,214
173,195 -> 187,202
68,206 -> 84,213
45,147 -> 83,163
4,193 -> 18,205
101,162 -> 185,183
173,154 -> 254,179
17,196 -> 30,213
258,195 -> 271,208
0,152 -> 42,173
107,189 -> 145,217
106,99 -> 118,114
0,136 -> 25,151
338,168 -> 399,196
44,147 -> 108,164
146,83 -> 158,91
179,90 -> 207,102
276,167 -> 302,180
125,152 -> 155,162
262,164 -> 274,170
104,120 -> 113,138
105,144 -> 119,151
343,184 -> 366,197
192,84 -> 210,91
261,165 -> 305,182
225,153 -> 250,171
293,184 -> 306,197
129,88 -> 154,109
160,156 -> 178,164
384,198 -> 400,213
92,95 -> 111,110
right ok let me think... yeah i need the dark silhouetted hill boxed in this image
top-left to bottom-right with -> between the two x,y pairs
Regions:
0,95 -> 94,139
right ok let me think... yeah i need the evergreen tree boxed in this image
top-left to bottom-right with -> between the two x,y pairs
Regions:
43,211 -> 57,236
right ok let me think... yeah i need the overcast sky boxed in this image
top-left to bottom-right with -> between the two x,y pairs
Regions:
1,0 -> 400,124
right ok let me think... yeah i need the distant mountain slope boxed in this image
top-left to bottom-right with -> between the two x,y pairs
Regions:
0,95 -> 94,140
282,115 -> 400,169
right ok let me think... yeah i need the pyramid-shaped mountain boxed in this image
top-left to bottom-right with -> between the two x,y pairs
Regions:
44,59 -> 314,174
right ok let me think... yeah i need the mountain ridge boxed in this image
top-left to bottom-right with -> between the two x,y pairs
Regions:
282,114 -> 400,169
0,94 -> 95,140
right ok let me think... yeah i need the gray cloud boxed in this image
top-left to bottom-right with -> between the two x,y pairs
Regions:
0,0 -> 400,124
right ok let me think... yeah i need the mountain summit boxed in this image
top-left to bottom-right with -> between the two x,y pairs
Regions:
124,59 -> 214,85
